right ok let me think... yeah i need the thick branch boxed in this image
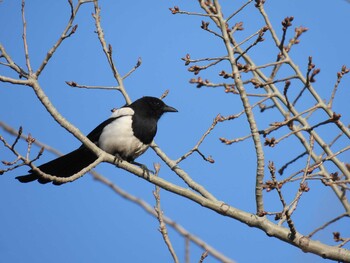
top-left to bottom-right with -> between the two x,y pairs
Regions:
211,0 -> 265,215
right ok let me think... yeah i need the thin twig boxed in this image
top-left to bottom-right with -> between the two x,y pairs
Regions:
185,237 -> 190,263
153,163 -> 179,263
175,115 -> 220,164
269,161 -> 297,239
21,0 -> 32,74
35,0 -> 84,77
66,81 -> 119,90
280,135 -> 314,225
307,213 -> 348,238
235,27 -> 267,61
122,57 -> 142,79
182,55 -> 227,65
226,0 -> 253,22
199,251 -> 209,263
170,8 -> 219,18
328,65 -> 349,108
249,59 -> 288,71
201,22 -> 224,39
233,28 -> 262,50
92,0 -> 131,104
338,238 -> 350,248
220,133 -> 252,145
278,151 -> 307,175
151,142 -> 218,201
262,104 -> 320,137
0,44 -> 27,77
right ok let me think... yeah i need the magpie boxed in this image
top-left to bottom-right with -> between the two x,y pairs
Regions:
16,96 -> 177,185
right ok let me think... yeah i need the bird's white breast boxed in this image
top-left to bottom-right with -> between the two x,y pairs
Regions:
98,109 -> 149,160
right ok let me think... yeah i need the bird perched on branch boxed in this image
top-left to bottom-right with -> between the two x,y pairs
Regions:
16,96 -> 177,185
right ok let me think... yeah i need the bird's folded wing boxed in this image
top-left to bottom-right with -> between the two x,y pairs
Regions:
84,107 -> 134,145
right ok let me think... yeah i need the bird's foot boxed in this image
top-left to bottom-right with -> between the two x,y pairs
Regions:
113,153 -> 123,163
131,161 -> 153,178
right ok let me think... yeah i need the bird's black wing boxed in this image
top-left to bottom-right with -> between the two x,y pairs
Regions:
83,107 -> 134,146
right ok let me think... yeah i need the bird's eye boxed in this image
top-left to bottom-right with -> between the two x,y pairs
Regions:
152,101 -> 161,107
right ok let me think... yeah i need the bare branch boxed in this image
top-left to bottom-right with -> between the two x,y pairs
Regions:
307,213 -> 348,238
92,0 -> 131,104
153,163 -> 179,263
175,115 -> 220,164
21,0 -> 32,74
35,0 -> 87,77
210,0 -> 266,215
169,6 -> 218,18
280,135 -> 314,226
151,142 -> 218,201
226,0 -> 253,22
328,65 -> 349,108
65,81 -> 119,90
122,57 -> 142,80
198,251 -> 209,263
0,44 -> 27,76
268,161 -> 297,239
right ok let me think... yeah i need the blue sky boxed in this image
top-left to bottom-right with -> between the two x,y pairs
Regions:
1,1 -> 349,262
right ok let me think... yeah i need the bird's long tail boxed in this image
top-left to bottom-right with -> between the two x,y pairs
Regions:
16,147 -> 97,185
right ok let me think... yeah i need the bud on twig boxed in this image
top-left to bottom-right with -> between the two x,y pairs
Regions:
201,21 -> 210,30
169,6 -> 179,14
282,16 -> 294,31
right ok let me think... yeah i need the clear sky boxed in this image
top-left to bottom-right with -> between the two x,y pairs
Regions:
1,1 -> 349,262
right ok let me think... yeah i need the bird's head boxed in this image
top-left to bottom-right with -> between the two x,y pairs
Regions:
133,96 -> 178,120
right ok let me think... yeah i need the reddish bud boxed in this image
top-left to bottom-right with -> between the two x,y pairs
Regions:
169,6 -> 179,14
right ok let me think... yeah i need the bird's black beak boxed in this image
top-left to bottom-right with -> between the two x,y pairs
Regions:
163,104 -> 178,113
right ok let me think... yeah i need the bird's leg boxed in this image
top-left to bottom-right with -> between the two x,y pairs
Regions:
131,161 -> 153,178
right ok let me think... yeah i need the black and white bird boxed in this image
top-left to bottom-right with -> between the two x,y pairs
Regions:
16,96 -> 177,185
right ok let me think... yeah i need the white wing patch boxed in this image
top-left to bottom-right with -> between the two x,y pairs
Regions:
98,108 -> 149,160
